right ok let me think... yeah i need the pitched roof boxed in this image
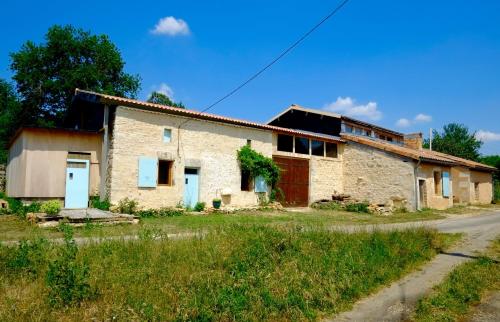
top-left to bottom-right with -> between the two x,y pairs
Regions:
74,89 -> 345,143
266,104 -> 404,137
341,133 -> 496,172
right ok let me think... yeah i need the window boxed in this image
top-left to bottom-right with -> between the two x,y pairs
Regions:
474,182 -> 480,200
387,137 -> 393,142
354,127 -> 363,135
277,134 -> 293,152
434,171 -> 442,195
325,143 -> 338,158
241,170 -> 252,191
311,140 -> 324,156
295,137 -> 309,154
158,160 -> 173,185
246,139 -> 252,146
163,128 -> 172,143
345,125 -> 353,133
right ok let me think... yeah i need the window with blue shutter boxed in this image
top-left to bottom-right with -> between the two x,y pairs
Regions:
254,175 -> 267,193
138,157 -> 158,187
442,171 -> 450,197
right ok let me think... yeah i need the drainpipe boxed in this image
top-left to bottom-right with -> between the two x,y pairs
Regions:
414,158 -> 422,210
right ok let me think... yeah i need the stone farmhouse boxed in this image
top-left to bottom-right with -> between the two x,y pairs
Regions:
6,90 -> 495,211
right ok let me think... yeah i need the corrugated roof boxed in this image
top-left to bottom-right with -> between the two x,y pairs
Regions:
341,133 -> 496,172
74,89 -> 345,143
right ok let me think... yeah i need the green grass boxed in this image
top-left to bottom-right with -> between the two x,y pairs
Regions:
0,209 -> 447,242
412,238 -> 500,322
0,225 -> 454,321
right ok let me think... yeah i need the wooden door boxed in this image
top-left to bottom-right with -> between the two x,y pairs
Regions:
273,156 -> 309,207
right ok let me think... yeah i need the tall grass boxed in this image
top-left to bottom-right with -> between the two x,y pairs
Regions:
0,226 -> 449,321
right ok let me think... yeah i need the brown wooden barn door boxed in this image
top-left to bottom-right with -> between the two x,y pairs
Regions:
273,156 -> 309,207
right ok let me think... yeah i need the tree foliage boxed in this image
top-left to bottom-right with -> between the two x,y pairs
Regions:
10,25 -> 141,126
237,145 -> 280,187
147,91 -> 185,108
423,123 -> 482,161
479,155 -> 500,181
0,79 -> 21,163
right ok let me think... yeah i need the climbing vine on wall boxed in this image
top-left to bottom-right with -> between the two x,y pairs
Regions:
237,145 -> 280,187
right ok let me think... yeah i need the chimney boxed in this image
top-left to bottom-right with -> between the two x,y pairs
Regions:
404,132 -> 423,150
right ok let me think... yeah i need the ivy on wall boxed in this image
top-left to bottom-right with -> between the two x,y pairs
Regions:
237,145 -> 280,187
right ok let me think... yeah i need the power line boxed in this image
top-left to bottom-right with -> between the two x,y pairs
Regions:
199,0 -> 352,114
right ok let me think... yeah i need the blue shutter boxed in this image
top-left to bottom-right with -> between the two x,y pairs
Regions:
138,157 -> 158,187
442,171 -> 450,197
254,175 -> 267,193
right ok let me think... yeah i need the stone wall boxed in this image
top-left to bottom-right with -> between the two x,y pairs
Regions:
0,164 -> 5,193
417,163 -> 453,210
108,106 -> 274,208
470,170 -> 493,204
309,157 -> 343,202
343,142 -> 417,210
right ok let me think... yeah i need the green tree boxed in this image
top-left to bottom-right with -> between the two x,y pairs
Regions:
10,25 -> 141,126
479,155 -> 500,181
423,123 -> 483,161
0,79 -> 21,163
147,91 -> 185,108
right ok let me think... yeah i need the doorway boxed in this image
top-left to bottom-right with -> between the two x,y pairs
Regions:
184,168 -> 199,208
65,159 -> 90,209
418,179 -> 427,209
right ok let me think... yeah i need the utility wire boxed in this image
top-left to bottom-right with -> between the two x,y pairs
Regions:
198,0 -> 352,115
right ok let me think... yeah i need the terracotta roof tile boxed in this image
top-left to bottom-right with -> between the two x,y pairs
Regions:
341,133 -> 496,172
75,89 -> 345,143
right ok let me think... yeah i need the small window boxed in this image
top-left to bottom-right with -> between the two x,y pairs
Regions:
277,134 -> 293,152
311,140 -> 324,156
325,143 -> 338,158
241,170 -> 252,191
345,125 -> 353,133
474,182 -> 480,200
158,160 -> 173,185
434,171 -> 442,195
163,129 -> 172,143
387,137 -> 393,142
295,137 -> 309,154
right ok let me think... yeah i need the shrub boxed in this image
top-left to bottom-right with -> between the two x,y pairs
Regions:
311,200 -> 343,210
345,202 -> 370,213
116,198 -> 138,214
40,200 -> 61,216
0,193 -> 42,218
46,226 -> 93,307
136,207 -> 184,218
494,181 -> 500,203
90,196 -> 111,211
194,202 -> 206,212
6,237 -> 50,277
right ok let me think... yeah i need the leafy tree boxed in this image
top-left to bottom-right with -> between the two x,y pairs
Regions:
479,155 -> 500,181
0,79 -> 21,163
423,123 -> 482,161
10,25 -> 141,126
147,91 -> 185,108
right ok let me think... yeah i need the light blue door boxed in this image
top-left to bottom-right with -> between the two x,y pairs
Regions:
183,168 -> 199,208
65,159 -> 90,209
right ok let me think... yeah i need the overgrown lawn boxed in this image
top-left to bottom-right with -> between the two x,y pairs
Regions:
0,225 -> 454,321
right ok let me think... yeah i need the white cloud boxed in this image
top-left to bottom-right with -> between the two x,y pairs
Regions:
151,83 -> 174,99
414,113 -> 432,123
396,118 -> 411,128
151,16 -> 190,36
323,97 -> 382,121
475,130 -> 500,142
395,113 -> 432,127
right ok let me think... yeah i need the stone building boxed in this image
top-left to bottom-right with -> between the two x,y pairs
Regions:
5,90 -> 496,210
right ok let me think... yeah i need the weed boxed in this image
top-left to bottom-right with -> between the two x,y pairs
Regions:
116,198 -> 139,214
5,237 -> 49,276
40,200 -> 61,216
311,201 -> 343,210
45,224 -> 94,307
135,207 -> 183,218
345,202 -> 370,213
194,202 -> 206,212
90,196 -> 111,211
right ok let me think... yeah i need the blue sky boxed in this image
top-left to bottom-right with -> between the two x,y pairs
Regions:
1,0 -> 499,154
